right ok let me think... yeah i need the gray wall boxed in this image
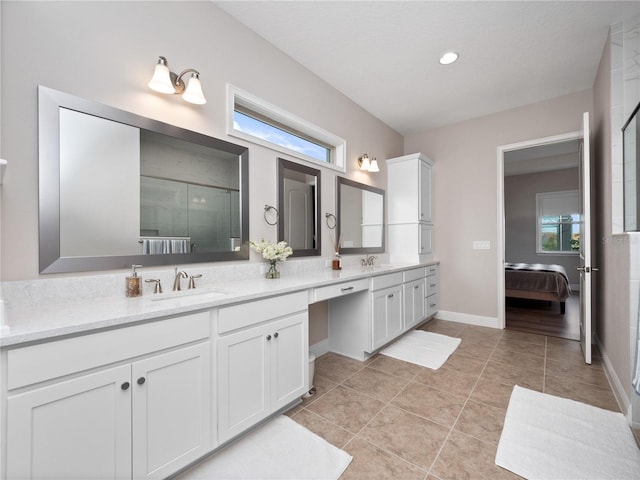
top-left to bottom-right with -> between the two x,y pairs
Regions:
0,1 -> 403,281
504,167 -> 580,285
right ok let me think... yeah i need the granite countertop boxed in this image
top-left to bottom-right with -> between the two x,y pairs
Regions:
0,262 -> 438,348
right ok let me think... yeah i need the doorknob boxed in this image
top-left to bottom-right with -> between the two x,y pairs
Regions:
577,266 -> 599,273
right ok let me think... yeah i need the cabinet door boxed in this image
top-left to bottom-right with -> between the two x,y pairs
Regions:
218,324 -> 270,443
371,286 -> 403,350
132,342 -> 212,480
7,365 -> 131,480
270,312 -> 308,410
419,159 -> 432,223
404,278 -> 426,330
420,224 -> 433,256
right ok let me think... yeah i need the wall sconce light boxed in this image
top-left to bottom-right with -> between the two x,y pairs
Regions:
148,56 -> 207,105
358,154 -> 379,173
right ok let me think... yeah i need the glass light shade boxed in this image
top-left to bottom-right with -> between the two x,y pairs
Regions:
359,154 -> 371,170
182,74 -> 207,105
368,159 -> 380,172
148,62 -> 175,94
439,51 -> 459,65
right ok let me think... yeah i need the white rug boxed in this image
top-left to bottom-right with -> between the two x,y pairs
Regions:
380,330 -> 461,369
180,415 -> 352,479
495,385 -> 640,480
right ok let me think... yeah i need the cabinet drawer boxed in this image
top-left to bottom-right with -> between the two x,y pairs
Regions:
403,267 -> 426,282
426,264 -> 439,276
218,291 -> 307,334
371,272 -> 404,291
426,275 -> 439,296
426,294 -> 439,317
7,311 -> 210,390
312,278 -> 368,303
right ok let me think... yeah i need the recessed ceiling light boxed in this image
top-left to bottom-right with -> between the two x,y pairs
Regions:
439,51 -> 459,65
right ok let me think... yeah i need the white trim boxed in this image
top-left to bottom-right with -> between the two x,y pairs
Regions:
309,338 -> 331,358
497,130 -> 583,329
436,310 -> 500,329
596,334 -> 632,423
226,84 -> 346,172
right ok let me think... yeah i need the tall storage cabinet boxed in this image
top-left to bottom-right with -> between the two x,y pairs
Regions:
387,153 -> 434,263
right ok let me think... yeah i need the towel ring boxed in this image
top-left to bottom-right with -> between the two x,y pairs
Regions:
325,213 -> 336,229
264,204 -> 279,226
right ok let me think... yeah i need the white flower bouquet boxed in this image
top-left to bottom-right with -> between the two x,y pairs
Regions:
249,239 -> 293,262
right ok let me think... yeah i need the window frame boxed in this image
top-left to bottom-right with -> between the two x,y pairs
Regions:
535,190 -> 580,255
227,84 -> 346,172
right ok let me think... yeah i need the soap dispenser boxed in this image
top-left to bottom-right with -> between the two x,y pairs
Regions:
126,265 -> 143,297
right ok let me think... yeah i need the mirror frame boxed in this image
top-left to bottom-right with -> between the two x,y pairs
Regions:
336,177 -> 385,255
277,158 -> 321,257
38,85 -> 250,273
623,100 -> 640,232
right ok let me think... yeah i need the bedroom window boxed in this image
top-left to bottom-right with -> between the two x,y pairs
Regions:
536,190 -> 580,254
227,85 -> 346,172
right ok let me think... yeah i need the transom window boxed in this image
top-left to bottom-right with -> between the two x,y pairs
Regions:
227,85 -> 346,171
536,190 -> 581,254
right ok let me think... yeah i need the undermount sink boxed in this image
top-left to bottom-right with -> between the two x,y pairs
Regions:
149,286 -> 232,302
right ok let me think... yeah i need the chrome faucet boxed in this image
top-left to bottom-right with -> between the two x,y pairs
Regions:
361,254 -> 378,267
173,269 -> 188,291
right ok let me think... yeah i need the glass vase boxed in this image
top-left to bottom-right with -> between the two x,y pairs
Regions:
266,259 -> 280,279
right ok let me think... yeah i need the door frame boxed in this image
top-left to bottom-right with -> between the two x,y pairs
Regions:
496,130 -> 583,329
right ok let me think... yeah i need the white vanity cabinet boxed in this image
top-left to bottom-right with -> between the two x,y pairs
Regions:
370,273 -> 404,351
4,312 -> 212,480
403,267 -> 426,330
426,264 -> 440,318
387,152 -> 434,263
216,292 -> 308,444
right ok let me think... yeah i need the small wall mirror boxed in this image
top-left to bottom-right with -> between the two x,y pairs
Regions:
337,177 -> 385,254
278,158 -> 321,256
623,101 -> 640,232
38,86 -> 249,273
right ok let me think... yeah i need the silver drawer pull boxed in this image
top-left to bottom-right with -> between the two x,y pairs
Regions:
388,293 -> 394,298
430,303 -> 437,308
414,285 -> 420,289
430,284 -> 436,288
340,286 -> 354,292
429,268 -> 436,272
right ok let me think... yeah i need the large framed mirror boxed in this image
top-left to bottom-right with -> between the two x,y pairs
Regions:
623,100 -> 640,232
278,158 -> 321,256
337,177 -> 385,254
38,85 -> 249,273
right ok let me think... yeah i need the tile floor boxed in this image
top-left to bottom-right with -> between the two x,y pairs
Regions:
286,319 -> 636,480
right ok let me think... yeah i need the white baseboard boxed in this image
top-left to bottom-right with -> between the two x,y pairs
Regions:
309,338 -> 330,358
436,310 -> 500,329
596,334 -> 632,422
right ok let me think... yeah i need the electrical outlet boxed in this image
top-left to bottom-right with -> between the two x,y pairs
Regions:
473,240 -> 490,250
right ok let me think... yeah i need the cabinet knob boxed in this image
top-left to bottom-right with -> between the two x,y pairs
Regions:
137,377 -> 146,385
266,334 -> 272,341
414,285 -> 420,289
121,382 -> 130,391
274,332 -> 279,338
388,293 -> 394,298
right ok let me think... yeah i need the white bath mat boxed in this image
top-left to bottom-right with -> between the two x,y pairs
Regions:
179,415 -> 352,479
380,330 -> 461,369
495,385 -> 640,479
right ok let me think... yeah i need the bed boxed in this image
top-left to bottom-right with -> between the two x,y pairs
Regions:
504,262 -> 572,314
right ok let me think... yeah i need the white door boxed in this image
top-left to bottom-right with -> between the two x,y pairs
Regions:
217,324 -> 270,443
132,343 -> 212,480
6,365 -> 132,480
579,112 -> 595,364
270,313 -> 308,410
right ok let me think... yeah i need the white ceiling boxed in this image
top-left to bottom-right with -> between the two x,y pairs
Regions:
215,0 -> 640,135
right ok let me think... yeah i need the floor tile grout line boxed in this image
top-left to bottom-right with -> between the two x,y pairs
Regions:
334,361 -> 433,477
424,326 -> 505,477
